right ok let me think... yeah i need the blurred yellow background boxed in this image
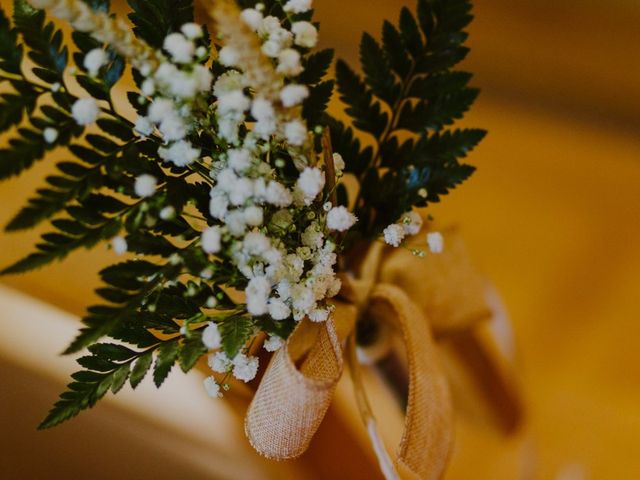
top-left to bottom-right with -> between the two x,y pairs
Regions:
1,0 -> 639,479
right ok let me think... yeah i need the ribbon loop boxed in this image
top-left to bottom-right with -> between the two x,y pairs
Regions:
245,318 -> 346,459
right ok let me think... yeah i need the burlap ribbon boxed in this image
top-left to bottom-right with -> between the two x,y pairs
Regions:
244,228 -> 521,479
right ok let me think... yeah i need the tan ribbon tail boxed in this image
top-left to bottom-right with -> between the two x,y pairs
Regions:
350,283 -> 454,480
244,317 -> 347,459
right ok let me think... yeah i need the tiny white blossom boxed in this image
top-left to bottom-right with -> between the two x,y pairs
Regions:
214,70 -> 244,97
259,16 -> 281,36
332,152 -> 345,174
246,276 -> 271,315
202,322 -> 222,349
202,226 -> 223,254
83,48 -> 107,76
383,224 -> 405,247
180,22 -> 203,39
261,39 -> 282,58
292,21 -> 318,48
277,48 -> 303,76
264,335 -> 284,352
134,174 -> 157,198
203,377 -> 222,398
159,114 -> 187,141
159,206 -> 175,220
268,297 -> 291,320
326,206 -> 357,232
43,127 -> 58,144
228,177 -> 254,206
427,232 -> 444,253
225,210 -> 247,236
265,181 -> 293,207
217,90 -> 250,115
401,211 -> 423,235
209,189 -> 229,219
232,353 -> 259,382
308,308 -> 329,322
141,78 -> 155,96
280,84 -> 309,107
227,148 -> 252,173
147,98 -> 175,122
158,140 -> 200,167
284,120 -> 307,146
71,97 -> 99,125
283,0 -> 312,14
134,116 -> 154,137
243,206 -> 264,226
163,32 -> 194,64
240,8 -> 263,30
208,351 -> 231,373
296,167 -> 325,203
301,224 -> 324,249
243,231 -> 271,256
111,236 -> 127,255
218,46 -> 239,66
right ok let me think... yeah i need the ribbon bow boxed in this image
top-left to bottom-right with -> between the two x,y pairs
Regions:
243,228 -> 522,479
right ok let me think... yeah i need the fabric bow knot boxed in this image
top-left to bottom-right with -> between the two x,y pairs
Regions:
244,228 -> 521,480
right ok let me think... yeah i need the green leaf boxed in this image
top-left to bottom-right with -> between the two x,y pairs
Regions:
127,0 -> 194,48
359,32 -> 400,106
111,364 -> 131,393
335,60 -> 388,138
303,80 -> 334,127
0,91 -> 38,134
88,343 -> 137,361
130,350 -> 153,388
13,0 -> 68,84
0,7 -> 23,74
220,315 -> 253,358
298,48 -> 334,85
153,341 -> 179,387
179,333 -> 207,373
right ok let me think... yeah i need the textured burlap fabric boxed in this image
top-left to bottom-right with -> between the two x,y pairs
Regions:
242,228 -> 522,479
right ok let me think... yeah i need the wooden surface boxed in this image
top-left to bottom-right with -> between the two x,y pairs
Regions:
1,0 -> 640,478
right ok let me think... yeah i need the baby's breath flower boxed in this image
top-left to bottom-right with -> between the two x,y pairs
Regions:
202,226 -> 223,254
202,322 -> 222,349
427,232 -> 444,253
280,84 -> 309,107
232,353 -> 259,382
158,140 -> 200,167
208,351 -> 231,373
203,377 -> 222,398
134,174 -> 157,198
180,22 -> 203,39
401,210 -> 423,235
263,335 -> 284,352
83,48 -> 107,76
284,120 -> 307,146
163,32 -> 194,64
111,236 -> 127,255
326,206 -> 357,232
296,167 -> 325,204
284,0 -> 312,14
291,21 -> 318,48
71,97 -> 99,125
43,127 -> 58,144
240,8 -> 263,31
383,224 -> 405,247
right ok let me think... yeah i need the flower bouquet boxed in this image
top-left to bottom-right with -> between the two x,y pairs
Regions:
0,0 -> 510,477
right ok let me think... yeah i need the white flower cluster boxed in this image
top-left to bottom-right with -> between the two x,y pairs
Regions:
215,7 -> 317,148
382,212 -> 444,254
129,24 -> 212,167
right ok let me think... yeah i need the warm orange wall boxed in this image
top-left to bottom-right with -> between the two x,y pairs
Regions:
1,1 -> 639,479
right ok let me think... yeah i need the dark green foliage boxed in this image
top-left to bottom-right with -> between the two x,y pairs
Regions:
219,315 -> 254,359
333,0 -> 484,237
127,0 -> 193,47
13,0 -> 68,85
0,7 -> 22,75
